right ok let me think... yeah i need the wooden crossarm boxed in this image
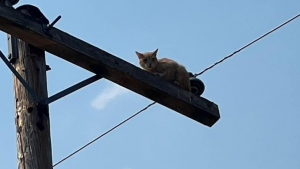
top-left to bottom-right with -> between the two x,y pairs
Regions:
0,3 -> 220,127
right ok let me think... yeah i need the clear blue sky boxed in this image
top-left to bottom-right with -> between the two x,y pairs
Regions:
1,0 -> 299,169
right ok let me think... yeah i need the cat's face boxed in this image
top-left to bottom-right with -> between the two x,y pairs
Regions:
136,49 -> 159,71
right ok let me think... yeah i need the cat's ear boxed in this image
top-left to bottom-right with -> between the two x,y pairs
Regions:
152,48 -> 158,56
135,51 -> 144,59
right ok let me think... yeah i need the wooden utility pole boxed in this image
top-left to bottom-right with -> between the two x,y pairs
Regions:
12,33 -> 53,169
1,1 -> 53,168
0,1 -> 221,165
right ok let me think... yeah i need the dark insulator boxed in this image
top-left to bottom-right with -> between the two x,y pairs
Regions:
16,4 -> 49,24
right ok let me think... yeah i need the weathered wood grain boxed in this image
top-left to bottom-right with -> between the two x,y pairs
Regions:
0,4 -> 220,126
13,40 -> 53,169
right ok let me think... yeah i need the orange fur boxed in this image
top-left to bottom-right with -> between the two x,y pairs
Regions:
136,49 -> 191,91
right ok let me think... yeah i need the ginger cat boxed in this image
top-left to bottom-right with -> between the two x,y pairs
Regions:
136,48 -> 191,92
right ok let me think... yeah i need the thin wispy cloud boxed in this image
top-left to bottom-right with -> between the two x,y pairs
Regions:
91,84 -> 128,110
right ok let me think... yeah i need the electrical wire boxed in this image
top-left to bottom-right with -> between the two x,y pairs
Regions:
194,13 -> 300,77
53,101 -> 156,167
53,12 -> 300,167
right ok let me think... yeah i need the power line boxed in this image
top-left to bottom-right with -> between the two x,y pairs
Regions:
53,101 -> 156,167
53,12 -> 300,167
194,13 -> 300,77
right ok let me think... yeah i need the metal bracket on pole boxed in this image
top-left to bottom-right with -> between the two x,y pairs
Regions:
4,0 -> 19,63
7,35 -> 19,63
1,3 -> 100,105
0,50 -> 41,102
1,50 -> 102,104
43,75 -> 102,104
